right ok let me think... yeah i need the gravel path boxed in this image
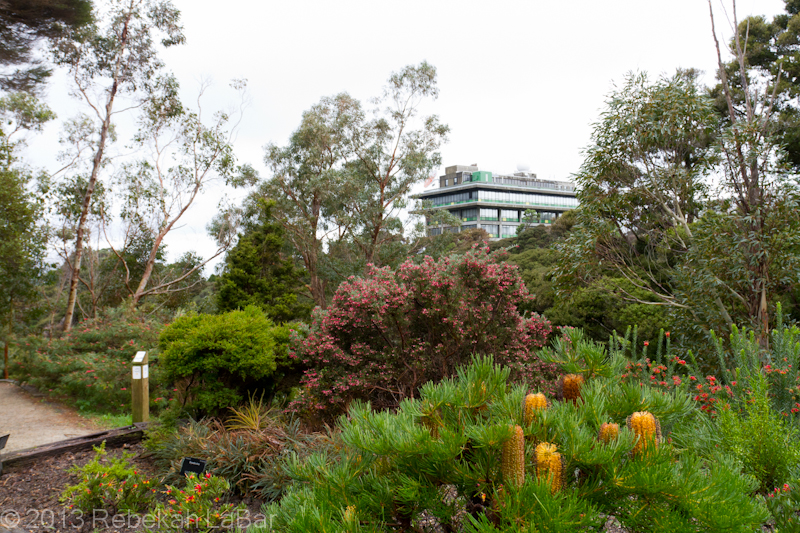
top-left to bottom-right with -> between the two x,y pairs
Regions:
0,381 -> 98,454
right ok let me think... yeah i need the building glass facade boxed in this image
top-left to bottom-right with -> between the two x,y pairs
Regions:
415,164 -> 578,240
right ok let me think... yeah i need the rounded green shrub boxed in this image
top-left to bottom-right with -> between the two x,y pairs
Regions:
159,306 -> 283,417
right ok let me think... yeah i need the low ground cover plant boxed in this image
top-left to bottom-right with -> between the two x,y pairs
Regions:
61,441 -> 245,532
11,308 -> 168,414
61,442 -> 157,516
148,472 -> 245,533
145,395 -> 331,501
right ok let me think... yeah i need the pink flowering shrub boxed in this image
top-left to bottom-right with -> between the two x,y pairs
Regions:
289,245 -> 557,419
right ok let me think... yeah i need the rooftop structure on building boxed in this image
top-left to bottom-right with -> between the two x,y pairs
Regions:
414,164 -> 579,239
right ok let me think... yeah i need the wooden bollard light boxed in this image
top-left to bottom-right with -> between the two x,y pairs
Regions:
131,351 -> 149,423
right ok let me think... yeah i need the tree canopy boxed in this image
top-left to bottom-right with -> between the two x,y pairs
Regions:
0,0 -> 92,93
259,62 -> 449,309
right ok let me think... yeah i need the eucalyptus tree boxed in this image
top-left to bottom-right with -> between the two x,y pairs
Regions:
52,0 -> 184,330
261,62 -> 448,308
554,71 -> 719,311
709,1 -> 800,171
340,62 -> 449,268
703,0 -> 800,345
107,77 -> 250,306
556,4 -> 800,350
260,93 -> 358,308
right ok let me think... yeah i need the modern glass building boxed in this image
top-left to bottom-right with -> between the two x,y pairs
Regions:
415,164 -> 578,239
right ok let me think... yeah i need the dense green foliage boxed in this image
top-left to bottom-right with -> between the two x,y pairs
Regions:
216,200 -> 310,321
493,214 -> 670,345
258,356 -> 767,533
158,306 -> 291,417
10,308 -> 168,414
715,372 -> 800,492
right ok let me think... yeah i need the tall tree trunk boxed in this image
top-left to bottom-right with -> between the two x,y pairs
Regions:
63,11 -> 131,331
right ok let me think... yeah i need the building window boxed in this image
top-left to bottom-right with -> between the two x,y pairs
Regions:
501,225 -> 516,237
469,189 -> 578,208
461,224 -> 477,231
501,209 -> 518,222
539,211 -> 556,223
482,224 -> 499,237
431,191 -> 474,206
462,208 -> 478,221
428,227 -> 442,236
480,208 -> 498,221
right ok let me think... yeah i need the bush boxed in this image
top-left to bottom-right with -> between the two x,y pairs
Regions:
145,401 -> 331,500
289,245 -> 557,420
716,372 -> 800,493
11,309 -> 167,414
148,473 -> 245,532
159,306 -> 291,417
61,442 -> 156,515
257,356 -> 767,533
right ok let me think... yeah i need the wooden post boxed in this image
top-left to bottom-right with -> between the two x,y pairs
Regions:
131,351 -> 149,423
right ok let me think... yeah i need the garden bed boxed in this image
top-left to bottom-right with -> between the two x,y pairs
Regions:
0,443 -> 266,533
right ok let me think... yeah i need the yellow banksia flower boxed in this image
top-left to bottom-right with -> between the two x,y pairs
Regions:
501,425 -> 525,489
534,442 -> 565,493
523,393 -> 548,426
598,422 -> 620,444
626,411 -> 661,457
559,374 -> 584,404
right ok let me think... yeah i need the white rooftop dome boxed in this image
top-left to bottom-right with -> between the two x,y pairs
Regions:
516,163 -> 531,173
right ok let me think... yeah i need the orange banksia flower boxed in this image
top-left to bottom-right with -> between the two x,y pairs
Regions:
534,442 -> 565,493
626,411 -> 661,456
523,393 -> 549,426
559,374 -> 584,404
598,422 -> 620,444
502,425 -> 525,489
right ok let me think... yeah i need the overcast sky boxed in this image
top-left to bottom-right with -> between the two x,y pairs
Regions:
27,0 -> 787,270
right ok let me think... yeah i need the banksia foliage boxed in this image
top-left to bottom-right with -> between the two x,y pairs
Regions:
598,422 -> 619,444
534,442 -> 565,493
559,374 -> 584,404
501,425 -> 525,489
421,414 -> 440,439
626,411 -> 661,457
523,393 -> 548,426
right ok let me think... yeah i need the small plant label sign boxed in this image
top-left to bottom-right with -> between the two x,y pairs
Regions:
179,457 -> 206,477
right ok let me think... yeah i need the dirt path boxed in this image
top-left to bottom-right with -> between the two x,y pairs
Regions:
0,381 -> 99,454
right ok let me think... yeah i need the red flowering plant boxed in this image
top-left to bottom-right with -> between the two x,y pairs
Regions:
148,472 -> 245,532
616,306 -> 800,421
288,245 -> 557,419
60,442 -> 156,515
10,307 -> 168,413
764,480 -> 800,533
